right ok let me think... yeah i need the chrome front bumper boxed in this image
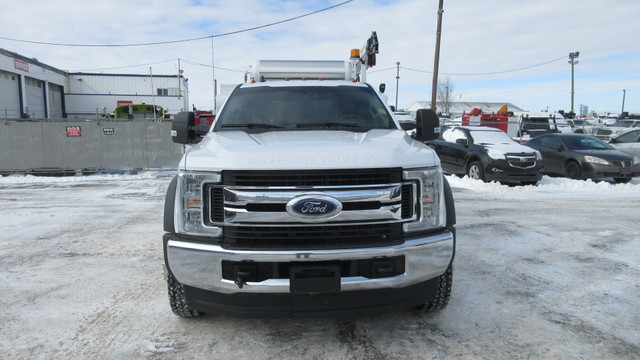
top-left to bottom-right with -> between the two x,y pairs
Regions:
165,230 -> 454,294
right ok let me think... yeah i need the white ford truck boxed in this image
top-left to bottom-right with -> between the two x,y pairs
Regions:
163,48 -> 456,318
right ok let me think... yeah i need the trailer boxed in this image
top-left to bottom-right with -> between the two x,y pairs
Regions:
461,106 -> 559,142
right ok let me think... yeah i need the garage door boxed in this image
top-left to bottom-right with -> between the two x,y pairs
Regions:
48,83 -> 63,118
0,71 -> 20,119
25,76 -> 45,118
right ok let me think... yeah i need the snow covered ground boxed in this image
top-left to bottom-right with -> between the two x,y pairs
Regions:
1,172 -> 639,359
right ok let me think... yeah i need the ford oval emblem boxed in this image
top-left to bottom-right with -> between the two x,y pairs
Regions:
286,195 -> 343,222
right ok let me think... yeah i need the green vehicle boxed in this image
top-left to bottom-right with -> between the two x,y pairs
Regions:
114,103 -> 165,119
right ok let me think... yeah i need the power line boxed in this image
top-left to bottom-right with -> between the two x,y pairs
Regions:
71,59 -> 178,72
180,59 -> 245,73
72,58 -> 246,73
400,56 -> 567,76
0,1 -> 354,48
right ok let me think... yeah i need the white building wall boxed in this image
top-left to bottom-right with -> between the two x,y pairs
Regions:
66,73 -> 189,117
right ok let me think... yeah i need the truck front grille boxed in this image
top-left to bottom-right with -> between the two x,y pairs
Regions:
222,223 -> 403,250
204,168 -> 415,250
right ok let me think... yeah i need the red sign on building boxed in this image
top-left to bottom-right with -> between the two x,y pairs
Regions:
117,100 -> 133,106
14,59 -> 29,72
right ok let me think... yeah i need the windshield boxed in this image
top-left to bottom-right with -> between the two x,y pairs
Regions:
469,130 -> 515,144
572,120 -> 590,126
521,117 -> 551,131
563,136 -> 612,150
214,85 -> 395,132
612,120 -> 635,128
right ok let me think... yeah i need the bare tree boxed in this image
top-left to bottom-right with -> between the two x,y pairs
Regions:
436,77 -> 455,116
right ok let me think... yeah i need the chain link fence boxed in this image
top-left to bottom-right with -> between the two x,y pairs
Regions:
0,119 -> 184,175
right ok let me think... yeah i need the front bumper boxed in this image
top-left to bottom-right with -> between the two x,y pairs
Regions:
483,160 -> 544,183
164,230 -> 454,294
582,162 -> 640,179
164,229 -> 454,316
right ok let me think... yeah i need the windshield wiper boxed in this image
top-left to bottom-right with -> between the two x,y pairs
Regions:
296,122 -> 363,129
221,123 -> 285,129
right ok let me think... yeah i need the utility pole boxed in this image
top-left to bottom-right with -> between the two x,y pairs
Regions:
568,51 -> 580,113
395,62 -> 400,110
621,89 -> 626,114
430,0 -> 444,112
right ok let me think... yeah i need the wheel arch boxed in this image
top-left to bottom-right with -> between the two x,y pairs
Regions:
464,155 -> 482,172
164,175 -> 178,233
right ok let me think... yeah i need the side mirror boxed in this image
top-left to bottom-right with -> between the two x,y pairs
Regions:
399,122 -> 416,131
379,83 -> 386,93
172,112 -> 197,144
415,109 -> 440,141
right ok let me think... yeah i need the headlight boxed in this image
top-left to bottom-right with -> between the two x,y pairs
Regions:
535,150 -> 543,161
175,171 -> 222,236
403,167 -> 446,233
634,156 -> 640,165
487,148 -> 505,160
583,155 -> 609,166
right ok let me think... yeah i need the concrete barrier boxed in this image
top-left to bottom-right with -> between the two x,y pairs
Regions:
0,120 -> 184,174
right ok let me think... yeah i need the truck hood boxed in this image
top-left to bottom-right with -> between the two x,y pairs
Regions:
180,129 -> 439,171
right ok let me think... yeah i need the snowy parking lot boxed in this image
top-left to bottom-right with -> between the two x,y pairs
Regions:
1,172 -> 639,359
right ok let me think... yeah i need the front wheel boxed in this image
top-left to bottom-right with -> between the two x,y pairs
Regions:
415,266 -> 452,313
167,271 -> 199,317
565,161 -> 582,180
467,161 -> 484,181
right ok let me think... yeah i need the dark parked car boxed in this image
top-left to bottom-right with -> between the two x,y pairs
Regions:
524,133 -> 640,183
431,126 -> 543,185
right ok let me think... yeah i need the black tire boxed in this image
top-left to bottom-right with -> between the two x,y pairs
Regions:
467,161 -> 484,181
613,177 -> 632,184
167,271 -> 199,317
564,161 -> 582,180
416,266 -> 452,313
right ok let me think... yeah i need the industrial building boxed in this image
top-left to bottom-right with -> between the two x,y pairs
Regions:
1,48 -> 188,120
0,48 -> 67,119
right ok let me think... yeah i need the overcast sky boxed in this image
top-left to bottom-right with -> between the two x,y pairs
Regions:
2,0 -> 639,114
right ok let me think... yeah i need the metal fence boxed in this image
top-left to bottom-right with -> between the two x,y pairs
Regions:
0,119 -> 184,175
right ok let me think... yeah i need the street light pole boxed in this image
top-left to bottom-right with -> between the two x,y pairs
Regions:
395,62 -> 400,110
621,89 -> 626,114
568,51 -> 580,113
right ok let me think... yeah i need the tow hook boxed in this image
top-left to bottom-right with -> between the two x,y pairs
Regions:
234,270 -> 253,289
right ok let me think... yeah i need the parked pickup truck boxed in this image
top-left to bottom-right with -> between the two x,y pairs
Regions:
163,43 -> 456,318
430,126 -> 543,185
